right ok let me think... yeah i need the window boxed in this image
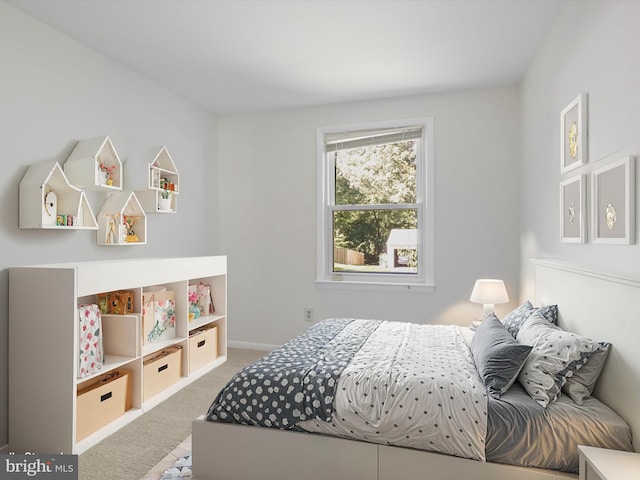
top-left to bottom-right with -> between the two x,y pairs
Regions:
317,118 -> 434,289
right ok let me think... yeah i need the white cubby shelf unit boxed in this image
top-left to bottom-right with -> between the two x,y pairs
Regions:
64,135 -> 123,191
135,146 -> 180,214
97,191 -> 147,245
19,160 -> 98,229
9,256 -> 227,455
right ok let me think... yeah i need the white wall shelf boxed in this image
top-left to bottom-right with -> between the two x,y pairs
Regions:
64,135 -> 123,191
19,160 -> 98,229
97,191 -> 147,245
8,256 -> 227,455
135,146 -> 180,213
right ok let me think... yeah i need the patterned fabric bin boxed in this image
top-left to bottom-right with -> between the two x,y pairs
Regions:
78,304 -> 104,379
142,290 -> 176,344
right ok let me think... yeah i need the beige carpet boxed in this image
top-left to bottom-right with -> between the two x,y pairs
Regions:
139,435 -> 192,480
78,348 -> 265,480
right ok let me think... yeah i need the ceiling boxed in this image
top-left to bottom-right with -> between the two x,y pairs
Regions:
8,0 -> 565,116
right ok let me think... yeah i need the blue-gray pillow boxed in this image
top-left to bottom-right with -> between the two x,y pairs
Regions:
470,314 -> 533,398
501,301 -> 558,338
537,304 -> 559,325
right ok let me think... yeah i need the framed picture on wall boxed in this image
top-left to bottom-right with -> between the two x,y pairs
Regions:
560,93 -> 588,174
560,174 -> 586,243
591,156 -> 635,244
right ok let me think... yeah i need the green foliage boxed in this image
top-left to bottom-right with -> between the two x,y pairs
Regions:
334,141 -> 417,263
396,248 -> 417,268
335,142 -> 416,205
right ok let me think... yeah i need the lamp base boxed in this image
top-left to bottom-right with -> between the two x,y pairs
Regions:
482,304 -> 495,317
470,304 -> 495,329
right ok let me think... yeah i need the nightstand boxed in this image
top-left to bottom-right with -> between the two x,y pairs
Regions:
578,445 -> 640,480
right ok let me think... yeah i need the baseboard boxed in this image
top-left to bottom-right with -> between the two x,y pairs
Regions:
228,340 -> 277,351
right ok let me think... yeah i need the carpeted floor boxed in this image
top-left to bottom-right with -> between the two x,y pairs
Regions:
78,348 -> 265,480
139,435 -> 192,480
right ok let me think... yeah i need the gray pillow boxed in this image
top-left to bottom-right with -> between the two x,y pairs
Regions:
470,314 -> 533,398
562,343 -> 610,405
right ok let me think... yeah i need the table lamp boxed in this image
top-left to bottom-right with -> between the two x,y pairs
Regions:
470,279 -> 509,318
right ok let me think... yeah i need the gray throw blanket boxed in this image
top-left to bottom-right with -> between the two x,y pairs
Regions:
206,318 -> 381,428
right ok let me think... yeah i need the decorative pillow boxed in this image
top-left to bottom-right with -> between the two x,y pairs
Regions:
562,343 -> 610,405
537,304 -> 559,325
470,314 -> 533,398
501,301 -> 535,338
516,313 -> 605,407
501,301 -> 558,338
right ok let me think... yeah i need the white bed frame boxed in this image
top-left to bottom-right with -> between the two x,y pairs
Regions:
192,259 -> 639,480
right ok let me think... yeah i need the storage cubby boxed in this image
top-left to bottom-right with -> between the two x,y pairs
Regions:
97,191 -> 147,245
19,160 -> 98,229
102,314 -> 141,359
135,146 -> 180,213
9,256 -> 227,454
63,135 -> 123,191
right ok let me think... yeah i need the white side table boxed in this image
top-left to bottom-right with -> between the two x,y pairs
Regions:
578,445 -> 640,480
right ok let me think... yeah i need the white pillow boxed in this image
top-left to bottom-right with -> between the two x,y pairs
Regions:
516,313 -> 604,407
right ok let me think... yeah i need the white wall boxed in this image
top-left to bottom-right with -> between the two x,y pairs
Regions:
9,0 -> 627,454
519,0 -> 640,298
0,2 -> 219,448
218,87 -> 521,348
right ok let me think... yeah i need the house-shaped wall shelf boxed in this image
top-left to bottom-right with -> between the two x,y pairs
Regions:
64,135 -> 123,191
97,191 -> 147,245
19,160 -> 98,230
135,146 -> 179,213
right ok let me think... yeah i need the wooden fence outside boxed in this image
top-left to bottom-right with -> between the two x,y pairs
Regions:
334,246 -> 364,265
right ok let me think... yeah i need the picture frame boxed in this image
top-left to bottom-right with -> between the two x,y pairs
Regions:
560,174 -> 586,243
560,93 -> 588,174
591,156 -> 635,244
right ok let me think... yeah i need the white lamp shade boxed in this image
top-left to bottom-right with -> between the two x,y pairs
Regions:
470,279 -> 509,305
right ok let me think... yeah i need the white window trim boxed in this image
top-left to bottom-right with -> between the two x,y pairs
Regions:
316,117 -> 435,291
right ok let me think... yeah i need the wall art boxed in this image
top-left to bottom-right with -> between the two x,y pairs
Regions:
560,174 -> 586,243
591,156 -> 635,244
561,93 -> 588,174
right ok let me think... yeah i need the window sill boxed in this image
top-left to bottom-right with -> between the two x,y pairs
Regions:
315,279 -> 435,292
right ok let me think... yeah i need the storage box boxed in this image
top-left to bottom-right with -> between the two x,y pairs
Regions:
142,289 -> 176,344
189,324 -> 218,373
96,290 -> 134,315
143,345 -> 182,401
76,369 -> 132,441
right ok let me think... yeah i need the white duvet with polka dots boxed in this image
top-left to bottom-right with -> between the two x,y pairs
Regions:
298,321 -> 488,461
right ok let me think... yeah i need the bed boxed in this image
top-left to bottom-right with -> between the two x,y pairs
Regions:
192,259 -> 640,480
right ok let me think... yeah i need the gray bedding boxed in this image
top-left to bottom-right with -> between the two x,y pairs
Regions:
487,382 -> 633,472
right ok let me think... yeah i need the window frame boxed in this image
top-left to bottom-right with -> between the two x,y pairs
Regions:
316,118 -> 435,291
